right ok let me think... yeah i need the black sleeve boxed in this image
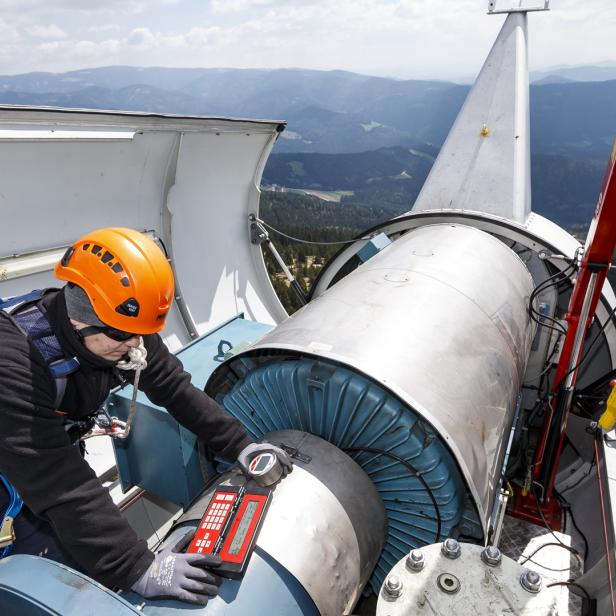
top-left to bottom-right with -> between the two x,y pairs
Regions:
137,334 -> 252,461
0,318 -> 153,590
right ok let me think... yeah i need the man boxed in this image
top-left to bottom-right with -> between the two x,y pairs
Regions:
0,227 -> 291,605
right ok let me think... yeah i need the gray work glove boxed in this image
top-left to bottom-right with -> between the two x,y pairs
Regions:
237,442 -> 293,477
132,531 -> 222,605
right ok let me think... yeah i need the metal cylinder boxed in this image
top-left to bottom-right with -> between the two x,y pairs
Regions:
154,430 -> 388,616
206,223 -> 535,592
218,224 -> 534,527
254,430 -> 387,615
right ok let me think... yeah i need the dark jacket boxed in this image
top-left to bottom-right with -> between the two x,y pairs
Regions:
0,288 -> 251,589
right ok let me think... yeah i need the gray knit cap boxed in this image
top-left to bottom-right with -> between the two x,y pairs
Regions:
64,283 -> 107,327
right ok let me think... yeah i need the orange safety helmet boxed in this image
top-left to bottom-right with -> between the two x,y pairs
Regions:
55,227 -> 174,334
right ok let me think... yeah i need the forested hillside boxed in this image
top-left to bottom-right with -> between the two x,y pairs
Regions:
263,148 -> 606,228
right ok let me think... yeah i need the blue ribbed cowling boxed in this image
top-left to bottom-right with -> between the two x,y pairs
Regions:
210,355 -> 482,592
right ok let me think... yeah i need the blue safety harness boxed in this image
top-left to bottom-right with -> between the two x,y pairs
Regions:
0,289 -> 80,556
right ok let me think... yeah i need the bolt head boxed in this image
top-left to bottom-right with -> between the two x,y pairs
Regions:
383,574 -> 403,599
520,569 -> 542,593
481,545 -> 502,566
406,549 -> 425,571
441,538 -> 461,559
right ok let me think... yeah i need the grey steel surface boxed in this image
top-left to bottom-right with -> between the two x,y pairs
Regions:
176,430 -> 386,616
411,12 -> 531,224
375,542 -> 561,615
256,430 -> 387,616
246,224 -> 535,531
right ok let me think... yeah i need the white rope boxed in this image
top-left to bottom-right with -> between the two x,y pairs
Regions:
110,337 -> 148,439
116,337 -> 148,371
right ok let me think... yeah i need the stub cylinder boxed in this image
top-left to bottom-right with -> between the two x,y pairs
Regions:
173,430 -> 387,616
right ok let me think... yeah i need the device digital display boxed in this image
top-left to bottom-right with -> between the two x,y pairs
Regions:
228,500 -> 259,555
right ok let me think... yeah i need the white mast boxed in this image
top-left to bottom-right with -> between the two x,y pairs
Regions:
412,1 -> 549,224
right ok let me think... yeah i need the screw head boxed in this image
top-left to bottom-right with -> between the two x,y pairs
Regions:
481,545 -> 502,566
383,574 -> 403,599
437,572 -> 461,595
441,538 -> 461,559
406,549 -> 425,571
520,569 -> 542,593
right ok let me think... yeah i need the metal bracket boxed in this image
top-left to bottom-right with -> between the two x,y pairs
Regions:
0,516 -> 15,548
280,443 -> 312,464
248,215 -> 307,306
488,0 -> 549,14
537,249 -> 576,263
249,216 -> 269,246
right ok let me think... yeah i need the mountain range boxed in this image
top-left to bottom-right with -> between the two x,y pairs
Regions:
0,65 -> 614,226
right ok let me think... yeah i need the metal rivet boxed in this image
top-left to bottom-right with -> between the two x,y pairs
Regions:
383,574 -> 403,599
441,538 -> 461,559
406,548 -> 425,571
481,545 -> 502,566
520,569 -> 542,593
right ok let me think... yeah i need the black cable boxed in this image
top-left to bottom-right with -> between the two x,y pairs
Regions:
564,434 -> 583,458
546,581 -> 593,616
258,218 -> 373,246
524,332 -> 563,382
527,261 -> 576,336
555,488 -> 590,562
528,261 -> 575,316
343,446 -> 442,542
519,541 -> 583,571
524,269 -> 574,422
561,458 -> 595,494
533,489 -> 581,555
562,303 -> 616,380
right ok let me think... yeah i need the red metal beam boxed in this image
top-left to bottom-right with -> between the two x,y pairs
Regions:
533,139 -> 616,499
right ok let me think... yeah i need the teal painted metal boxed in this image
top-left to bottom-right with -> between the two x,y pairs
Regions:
0,555 -> 141,615
110,315 -> 272,507
356,232 -> 391,262
0,547 -> 318,616
121,528 -> 319,616
207,354 -> 482,593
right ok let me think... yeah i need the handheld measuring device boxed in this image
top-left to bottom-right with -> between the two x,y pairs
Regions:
186,452 -> 283,578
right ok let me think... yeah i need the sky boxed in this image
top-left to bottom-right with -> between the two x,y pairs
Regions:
0,0 -> 614,80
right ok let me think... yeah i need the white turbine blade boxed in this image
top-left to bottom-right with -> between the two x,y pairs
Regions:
412,12 -> 531,223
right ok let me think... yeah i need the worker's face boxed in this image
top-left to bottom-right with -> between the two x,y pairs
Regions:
71,320 -> 141,362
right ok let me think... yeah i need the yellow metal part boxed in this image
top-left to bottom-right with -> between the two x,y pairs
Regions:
480,124 -> 491,137
599,383 -> 616,430
0,516 -> 15,548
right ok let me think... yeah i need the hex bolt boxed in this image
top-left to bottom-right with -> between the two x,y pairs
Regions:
406,549 -> 425,571
520,569 -> 542,593
441,538 -> 461,559
383,574 -> 403,599
481,545 -> 502,566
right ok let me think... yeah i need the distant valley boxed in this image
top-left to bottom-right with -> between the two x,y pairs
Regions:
1,65 -> 614,227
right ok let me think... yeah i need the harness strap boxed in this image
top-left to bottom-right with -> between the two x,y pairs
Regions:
0,289 -> 81,555
0,290 -> 45,311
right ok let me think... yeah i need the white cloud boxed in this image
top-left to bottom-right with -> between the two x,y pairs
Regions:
127,27 -> 158,49
87,24 -> 122,33
0,0 -> 615,78
185,26 -> 222,46
26,24 -> 67,39
0,17 -> 20,43
211,0 -> 286,14
0,0 -> 176,16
